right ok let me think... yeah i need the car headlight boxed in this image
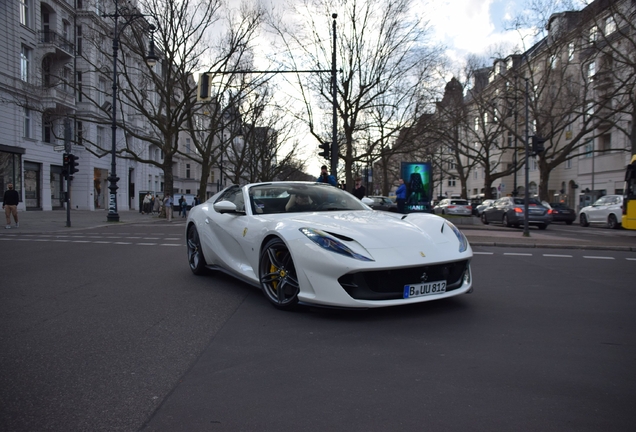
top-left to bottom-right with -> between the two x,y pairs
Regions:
446,221 -> 469,253
300,227 -> 374,261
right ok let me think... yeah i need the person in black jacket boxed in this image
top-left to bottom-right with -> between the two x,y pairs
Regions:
3,183 -> 20,229
352,177 -> 366,200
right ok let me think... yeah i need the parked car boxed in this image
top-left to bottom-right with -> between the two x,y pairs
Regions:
475,199 -> 495,216
433,198 -> 472,216
547,202 -> 576,225
366,196 -> 398,212
578,194 -> 623,229
481,197 -> 552,229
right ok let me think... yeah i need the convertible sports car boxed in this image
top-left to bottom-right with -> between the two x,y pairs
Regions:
185,182 -> 473,310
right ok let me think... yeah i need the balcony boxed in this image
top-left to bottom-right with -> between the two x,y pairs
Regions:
38,30 -> 74,59
41,85 -> 76,111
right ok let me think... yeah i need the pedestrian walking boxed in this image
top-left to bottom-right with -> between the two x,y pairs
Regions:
163,194 -> 173,221
142,192 -> 152,214
179,195 -> 187,218
3,183 -> 20,229
396,178 -> 407,214
153,194 -> 161,215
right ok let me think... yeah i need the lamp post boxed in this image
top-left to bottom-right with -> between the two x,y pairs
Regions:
103,5 -> 157,222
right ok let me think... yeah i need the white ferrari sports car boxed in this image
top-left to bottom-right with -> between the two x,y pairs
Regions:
186,182 -> 473,310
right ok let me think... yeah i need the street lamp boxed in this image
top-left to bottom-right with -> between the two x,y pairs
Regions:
103,5 -> 157,222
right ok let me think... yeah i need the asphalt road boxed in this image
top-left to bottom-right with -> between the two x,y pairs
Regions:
1,223 -> 635,431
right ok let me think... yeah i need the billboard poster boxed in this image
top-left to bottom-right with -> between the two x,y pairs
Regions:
401,162 -> 432,212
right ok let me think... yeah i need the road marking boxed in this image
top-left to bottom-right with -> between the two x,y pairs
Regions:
113,242 -> 132,245
72,240 -> 91,243
504,253 -> 533,256
627,258 -> 636,261
94,241 -> 111,244
543,254 -> 573,258
583,256 -> 615,260
473,252 -> 494,255
161,244 -> 182,247
137,243 -> 157,246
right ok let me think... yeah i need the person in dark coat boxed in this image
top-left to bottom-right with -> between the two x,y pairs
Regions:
3,183 -> 20,229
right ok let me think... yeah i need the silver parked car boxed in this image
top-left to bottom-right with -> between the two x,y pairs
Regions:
578,195 -> 623,229
433,198 -> 472,216
481,197 -> 552,229
475,199 -> 495,216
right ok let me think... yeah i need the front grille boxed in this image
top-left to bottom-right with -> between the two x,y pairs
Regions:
338,259 -> 470,301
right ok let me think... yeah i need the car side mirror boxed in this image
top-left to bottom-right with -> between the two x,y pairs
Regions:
214,200 -> 241,214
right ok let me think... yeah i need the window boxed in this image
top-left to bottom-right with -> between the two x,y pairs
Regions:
43,115 -> 53,143
605,17 -> 616,35
583,140 -> 594,158
588,62 -> 596,82
447,178 -> 456,187
76,26 -> 82,55
23,108 -> 32,138
186,164 -> 191,179
568,43 -> 575,61
98,78 -> 106,107
565,158 -> 571,169
474,117 -> 479,131
97,126 -> 105,148
19,0 -> 29,27
77,71 -> 83,102
507,58 -> 513,70
508,131 -> 513,147
75,121 -> 83,145
20,46 -> 31,82
550,55 -> 558,69
589,25 -> 598,43
185,138 -> 191,153
600,133 -> 611,151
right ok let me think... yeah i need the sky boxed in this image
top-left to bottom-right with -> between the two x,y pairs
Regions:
260,0 -> 530,175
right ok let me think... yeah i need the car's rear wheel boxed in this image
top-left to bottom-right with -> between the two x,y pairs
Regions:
187,224 -> 208,275
579,213 -> 589,227
538,224 -> 548,230
503,214 -> 511,227
259,238 -> 300,310
481,213 -> 489,224
608,214 -> 620,229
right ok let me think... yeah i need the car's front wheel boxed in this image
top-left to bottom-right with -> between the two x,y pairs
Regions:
259,238 -> 300,310
579,213 -> 589,227
538,224 -> 548,230
187,224 -> 208,275
608,214 -> 620,229
481,213 -> 489,224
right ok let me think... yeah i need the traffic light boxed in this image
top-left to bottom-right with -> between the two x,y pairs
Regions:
531,135 -> 547,155
62,153 -> 70,180
197,73 -> 211,101
69,153 -> 79,175
318,141 -> 330,160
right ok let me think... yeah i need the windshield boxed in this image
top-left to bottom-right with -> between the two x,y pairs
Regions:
248,182 -> 368,214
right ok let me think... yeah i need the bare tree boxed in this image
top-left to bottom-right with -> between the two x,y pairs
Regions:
268,0 -> 444,191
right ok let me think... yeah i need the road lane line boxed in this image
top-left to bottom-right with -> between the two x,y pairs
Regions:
583,256 -> 614,260
543,254 -> 573,258
504,253 -> 533,256
473,252 -> 494,255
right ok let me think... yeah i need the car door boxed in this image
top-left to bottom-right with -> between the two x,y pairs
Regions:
587,196 -> 609,223
203,187 -> 258,278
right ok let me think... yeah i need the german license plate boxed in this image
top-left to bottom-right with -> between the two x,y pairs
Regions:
403,280 -> 447,298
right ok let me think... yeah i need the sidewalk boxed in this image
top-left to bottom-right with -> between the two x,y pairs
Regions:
3,210 -> 635,251
2,209 -> 179,233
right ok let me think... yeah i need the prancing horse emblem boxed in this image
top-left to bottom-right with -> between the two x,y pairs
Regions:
420,272 -> 428,282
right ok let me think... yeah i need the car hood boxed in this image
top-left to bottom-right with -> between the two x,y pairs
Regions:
273,210 -> 457,249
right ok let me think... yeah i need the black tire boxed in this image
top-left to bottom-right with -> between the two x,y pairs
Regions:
608,214 -> 620,229
481,213 -> 489,225
187,224 -> 208,275
538,224 -> 548,230
579,213 -> 589,227
259,238 -> 300,310
566,221 -> 573,225
503,214 -> 511,227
